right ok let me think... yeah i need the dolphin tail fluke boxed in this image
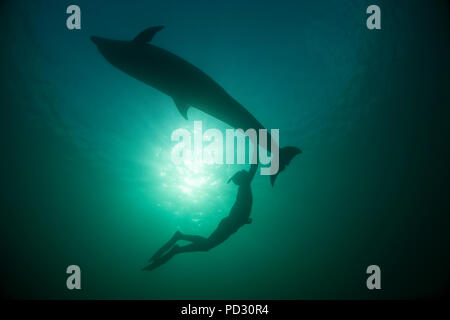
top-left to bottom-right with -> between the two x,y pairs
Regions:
270,146 -> 302,186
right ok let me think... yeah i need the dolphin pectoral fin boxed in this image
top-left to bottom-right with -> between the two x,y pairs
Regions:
134,26 -> 164,43
173,97 -> 190,120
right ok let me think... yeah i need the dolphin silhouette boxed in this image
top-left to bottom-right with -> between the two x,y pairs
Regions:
91,26 -> 301,185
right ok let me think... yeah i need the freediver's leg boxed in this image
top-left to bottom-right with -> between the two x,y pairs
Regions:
177,233 -> 208,243
149,231 -> 211,262
173,239 -> 214,253
143,239 -> 215,271
145,218 -> 233,270
143,245 -> 180,271
149,230 -> 182,262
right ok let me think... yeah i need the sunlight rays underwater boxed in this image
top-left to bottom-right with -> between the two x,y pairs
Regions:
143,108 -> 249,225
3,0 -> 449,299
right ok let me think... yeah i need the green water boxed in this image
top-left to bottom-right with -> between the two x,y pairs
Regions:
1,0 -> 449,299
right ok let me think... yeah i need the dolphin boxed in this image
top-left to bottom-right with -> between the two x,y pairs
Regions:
91,26 -> 301,185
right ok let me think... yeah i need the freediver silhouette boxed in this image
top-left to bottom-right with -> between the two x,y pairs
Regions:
143,164 -> 258,271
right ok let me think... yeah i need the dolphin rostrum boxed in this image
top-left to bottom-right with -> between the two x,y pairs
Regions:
91,26 -> 301,185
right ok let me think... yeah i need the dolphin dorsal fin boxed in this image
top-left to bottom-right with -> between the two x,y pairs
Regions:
134,26 -> 164,43
173,97 -> 189,120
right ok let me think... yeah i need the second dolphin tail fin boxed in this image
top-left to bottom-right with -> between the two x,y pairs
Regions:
270,146 -> 302,186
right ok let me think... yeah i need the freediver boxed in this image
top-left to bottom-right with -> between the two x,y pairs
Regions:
143,164 -> 257,271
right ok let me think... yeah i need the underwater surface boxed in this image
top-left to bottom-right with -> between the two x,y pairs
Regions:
1,0 -> 449,299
